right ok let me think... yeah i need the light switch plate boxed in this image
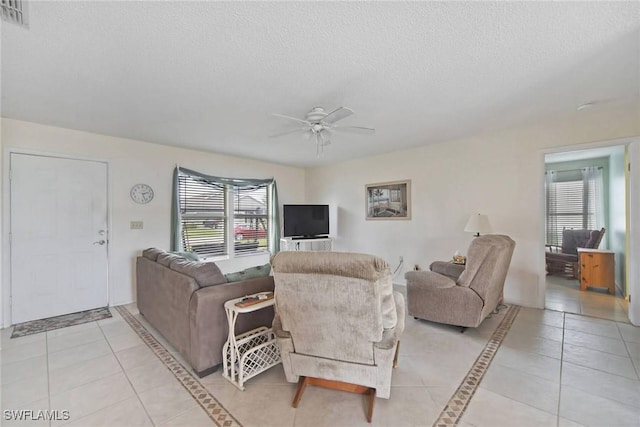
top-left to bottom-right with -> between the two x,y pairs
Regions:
130,221 -> 144,230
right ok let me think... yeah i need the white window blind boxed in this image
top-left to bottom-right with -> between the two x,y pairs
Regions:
177,172 -> 270,258
233,186 -> 269,255
178,175 -> 227,257
546,170 -> 598,247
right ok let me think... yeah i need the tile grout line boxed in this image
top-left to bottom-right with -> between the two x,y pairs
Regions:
45,327 -> 52,427
617,322 -> 640,381
115,305 -> 242,427
432,304 -> 520,427
556,312 -> 566,427
96,316 -> 156,427
51,320 -> 133,427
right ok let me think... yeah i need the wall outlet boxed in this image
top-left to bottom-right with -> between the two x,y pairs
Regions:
130,221 -> 144,230
414,264 -> 420,271
399,256 -> 404,263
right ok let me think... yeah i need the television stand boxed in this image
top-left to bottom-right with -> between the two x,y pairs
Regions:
280,237 -> 332,252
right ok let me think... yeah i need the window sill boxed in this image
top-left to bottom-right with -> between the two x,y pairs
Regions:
200,250 -> 268,263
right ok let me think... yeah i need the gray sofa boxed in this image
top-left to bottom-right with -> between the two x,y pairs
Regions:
136,248 -> 274,377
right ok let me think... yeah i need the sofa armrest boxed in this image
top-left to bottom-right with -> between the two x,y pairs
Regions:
272,312 -> 290,339
405,270 -> 456,289
188,276 -> 275,374
375,291 -> 405,350
429,261 -> 465,280
136,257 -> 198,357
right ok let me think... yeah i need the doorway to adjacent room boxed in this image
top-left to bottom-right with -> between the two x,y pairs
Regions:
544,145 -> 629,322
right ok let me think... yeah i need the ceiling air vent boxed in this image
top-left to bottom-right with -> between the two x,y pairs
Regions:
1,0 -> 27,27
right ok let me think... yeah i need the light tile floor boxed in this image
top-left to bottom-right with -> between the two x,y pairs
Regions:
460,308 -> 640,427
1,299 -> 639,426
545,275 -> 629,323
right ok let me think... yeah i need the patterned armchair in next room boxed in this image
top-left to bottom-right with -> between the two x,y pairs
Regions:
545,228 -> 605,279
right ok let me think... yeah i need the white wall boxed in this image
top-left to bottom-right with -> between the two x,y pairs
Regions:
306,108 -> 640,318
1,119 -> 306,327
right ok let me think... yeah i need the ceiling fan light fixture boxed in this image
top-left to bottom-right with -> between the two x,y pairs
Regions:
307,107 -> 328,122
271,105 -> 374,157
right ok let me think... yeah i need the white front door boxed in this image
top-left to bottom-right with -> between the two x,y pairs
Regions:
10,153 -> 109,324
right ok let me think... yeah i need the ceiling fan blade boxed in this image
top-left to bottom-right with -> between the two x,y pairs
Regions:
323,107 -> 354,124
269,127 -> 308,138
272,113 -> 310,125
332,125 -> 376,135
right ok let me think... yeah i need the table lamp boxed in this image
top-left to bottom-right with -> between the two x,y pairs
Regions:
464,214 -> 492,237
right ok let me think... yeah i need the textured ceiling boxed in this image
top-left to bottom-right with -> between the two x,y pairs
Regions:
2,1 -> 639,167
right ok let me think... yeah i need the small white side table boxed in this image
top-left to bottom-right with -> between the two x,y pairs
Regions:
222,292 -> 281,390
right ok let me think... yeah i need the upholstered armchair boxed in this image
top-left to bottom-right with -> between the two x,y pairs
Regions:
545,228 -> 605,279
405,234 -> 515,328
271,251 -> 404,423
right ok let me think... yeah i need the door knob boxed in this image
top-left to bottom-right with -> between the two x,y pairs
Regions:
93,240 -> 106,245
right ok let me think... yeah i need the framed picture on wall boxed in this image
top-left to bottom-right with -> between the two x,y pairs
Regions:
365,180 -> 411,220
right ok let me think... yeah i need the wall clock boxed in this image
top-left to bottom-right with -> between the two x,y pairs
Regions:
130,183 -> 154,204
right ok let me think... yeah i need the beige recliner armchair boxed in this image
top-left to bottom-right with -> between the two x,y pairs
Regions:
405,234 -> 515,328
271,251 -> 404,423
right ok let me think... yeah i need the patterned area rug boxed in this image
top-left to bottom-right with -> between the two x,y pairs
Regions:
11,307 -> 112,338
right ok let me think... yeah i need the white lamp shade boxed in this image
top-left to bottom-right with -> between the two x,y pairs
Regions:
464,214 -> 492,235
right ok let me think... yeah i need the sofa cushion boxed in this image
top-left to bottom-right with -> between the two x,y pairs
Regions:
157,253 -> 184,267
170,259 -> 227,287
142,248 -> 165,261
169,251 -> 200,262
225,264 -> 271,282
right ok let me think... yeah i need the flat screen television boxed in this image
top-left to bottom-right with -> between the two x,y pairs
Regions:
283,204 -> 329,239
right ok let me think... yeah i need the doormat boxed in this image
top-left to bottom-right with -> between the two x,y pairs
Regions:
11,307 -> 112,338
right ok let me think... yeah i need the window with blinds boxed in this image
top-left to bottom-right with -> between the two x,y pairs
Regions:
232,186 -> 269,255
546,173 -> 597,247
178,173 -> 270,258
178,175 -> 227,257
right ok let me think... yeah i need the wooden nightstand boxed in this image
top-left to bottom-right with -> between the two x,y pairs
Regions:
577,248 -> 615,294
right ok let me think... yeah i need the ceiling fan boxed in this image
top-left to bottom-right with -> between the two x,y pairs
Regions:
270,106 -> 375,156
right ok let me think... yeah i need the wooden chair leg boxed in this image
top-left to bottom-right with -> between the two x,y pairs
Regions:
292,377 -> 309,408
393,341 -> 400,368
366,388 -> 376,423
293,377 -> 376,422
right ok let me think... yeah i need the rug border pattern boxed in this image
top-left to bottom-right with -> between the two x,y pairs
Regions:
115,306 -> 242,427
432,304 -> 520,427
